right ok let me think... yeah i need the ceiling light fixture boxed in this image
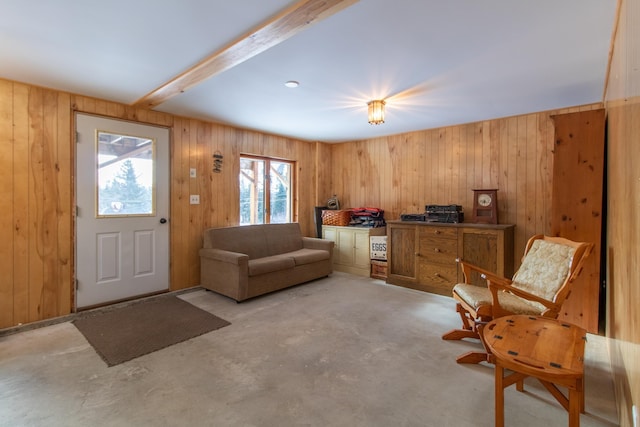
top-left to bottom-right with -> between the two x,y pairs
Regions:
284,80 -> 299,88
367,100 -> 385,125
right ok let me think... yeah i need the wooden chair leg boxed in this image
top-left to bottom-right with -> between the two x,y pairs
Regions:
456,303 -> 474,330
442,303 -> 483,341
456,351 -> 490,364
442,328 -> 479,340
454,322 -> 494,364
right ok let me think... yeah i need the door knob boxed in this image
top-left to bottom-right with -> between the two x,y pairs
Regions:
159,218 -> 167,224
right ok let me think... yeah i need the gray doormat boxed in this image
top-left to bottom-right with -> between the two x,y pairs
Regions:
73,295 -> 230,366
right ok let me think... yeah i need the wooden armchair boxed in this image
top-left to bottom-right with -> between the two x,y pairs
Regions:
442,234 -> 593,364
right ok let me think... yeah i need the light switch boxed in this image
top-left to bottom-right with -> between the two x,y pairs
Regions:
190,168 -> 196,178
190,195 -> 200,204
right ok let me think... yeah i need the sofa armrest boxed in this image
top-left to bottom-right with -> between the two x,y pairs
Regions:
302,237 -> 334,252
199,248 -> 250,301
199,248 -> 249,265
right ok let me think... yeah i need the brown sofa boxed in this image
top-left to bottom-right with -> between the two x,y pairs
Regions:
199,223 -> 334,301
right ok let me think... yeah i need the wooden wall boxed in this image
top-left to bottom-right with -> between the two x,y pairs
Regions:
0,81 -> 75,328
605,0 -> 640,424
168,117 -> 325,290
0,79 -> 325,329
328,105 -> 601,275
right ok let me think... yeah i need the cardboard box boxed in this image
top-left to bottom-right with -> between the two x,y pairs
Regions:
370,260 -> 388,279
370,235 -> 387,260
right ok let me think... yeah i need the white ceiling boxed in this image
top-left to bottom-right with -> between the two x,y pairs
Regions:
0,0 -> 617,143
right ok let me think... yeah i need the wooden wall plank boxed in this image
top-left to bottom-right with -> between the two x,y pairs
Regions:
56,92 -> 72,315
170,117 -> 188,289
496,118 -> 508,221
42,90 -> 59,319
27,86 -> 44,322
12,83 -> 30,326
525,114 -> 537,242
450,127 -> 460,204
514,115 -> 528,260
0,80 -> 14,327
188,120 -> 201,286
464,125 -> 475,213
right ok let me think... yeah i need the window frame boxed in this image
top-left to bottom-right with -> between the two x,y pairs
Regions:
239,154 -> 297,225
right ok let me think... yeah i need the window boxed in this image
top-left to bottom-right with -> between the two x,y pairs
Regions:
240,155 -> 295,225
96,131 -> 155,217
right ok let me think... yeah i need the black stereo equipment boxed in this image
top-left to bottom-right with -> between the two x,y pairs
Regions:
425,205 -> 464,223
400,213 -> 427,222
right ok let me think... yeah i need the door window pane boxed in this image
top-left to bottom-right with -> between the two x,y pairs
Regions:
96,131 -> 155,217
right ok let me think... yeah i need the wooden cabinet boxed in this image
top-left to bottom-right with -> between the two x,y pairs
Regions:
387,221 -> 514,296
459,227 -> 513,287
322,226 -> 386,276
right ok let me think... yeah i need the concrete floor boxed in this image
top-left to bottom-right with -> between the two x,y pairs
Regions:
0,272 -> 619,427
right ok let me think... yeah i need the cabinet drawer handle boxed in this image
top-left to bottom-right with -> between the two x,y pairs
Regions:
434,230 -> 441,234
434,248 -> 440,253
434,273 -> 441,277
415,252 -> 420,257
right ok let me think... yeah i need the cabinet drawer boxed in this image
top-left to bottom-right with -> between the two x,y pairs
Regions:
419,226 -> 458,239
419,237 -> 457,264
418,263 -> 458,290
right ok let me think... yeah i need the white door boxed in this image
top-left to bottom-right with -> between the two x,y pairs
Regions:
75,114 -> 170,308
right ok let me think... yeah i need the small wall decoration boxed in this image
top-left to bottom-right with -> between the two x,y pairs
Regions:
327,194 -> 340,210
213,151 -> 223,173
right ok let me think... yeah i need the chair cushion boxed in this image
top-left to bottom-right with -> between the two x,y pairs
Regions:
453,283 -> 544,316
511,239 -> 576,302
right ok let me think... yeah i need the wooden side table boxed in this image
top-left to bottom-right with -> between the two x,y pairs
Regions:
483,315 -> 587,427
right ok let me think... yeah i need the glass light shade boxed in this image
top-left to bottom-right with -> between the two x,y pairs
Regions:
367,100 -> 385,125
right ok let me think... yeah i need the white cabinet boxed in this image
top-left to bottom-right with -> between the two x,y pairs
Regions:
322,226 -> 386,276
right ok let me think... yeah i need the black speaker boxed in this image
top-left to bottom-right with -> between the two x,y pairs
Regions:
314,206 -> 328,238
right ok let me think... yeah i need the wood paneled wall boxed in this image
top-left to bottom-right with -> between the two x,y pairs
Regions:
169,117 -> 323,290
328,105 -> 601,274
608,98 -> 640,423
0,79 -> 325,329
606,0 -> 640,424
0,81 -> 75,328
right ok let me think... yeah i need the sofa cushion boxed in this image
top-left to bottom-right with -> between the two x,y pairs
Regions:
287,248 -> 331,266
248,255 -> 296,276
204,223 -> 304,259
264,223 -> 304,255
205,225 -> 269,259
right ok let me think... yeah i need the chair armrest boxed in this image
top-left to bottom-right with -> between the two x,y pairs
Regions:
487,280 -> 560,317
457,259 -> 511,286
302,237 -> 334,252
199,248 -> 249,265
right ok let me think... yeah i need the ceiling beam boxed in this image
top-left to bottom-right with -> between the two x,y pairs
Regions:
132,0 -> 359,109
